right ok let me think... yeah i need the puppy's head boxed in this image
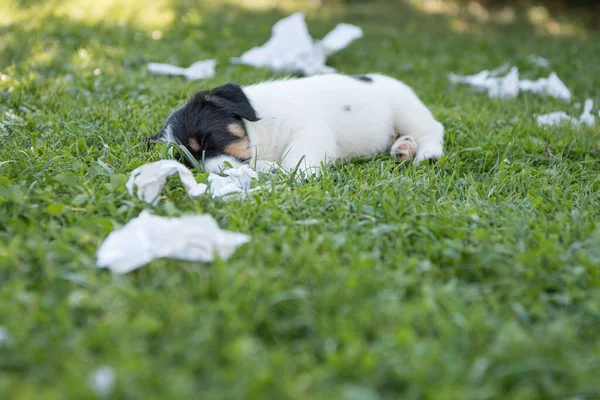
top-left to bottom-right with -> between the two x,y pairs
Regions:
150,83 -> 259,173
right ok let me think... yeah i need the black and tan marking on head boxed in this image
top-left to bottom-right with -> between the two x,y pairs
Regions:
151,83 -> 259,168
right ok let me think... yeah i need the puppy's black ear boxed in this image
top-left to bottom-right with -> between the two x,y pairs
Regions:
208,83 -> 259,122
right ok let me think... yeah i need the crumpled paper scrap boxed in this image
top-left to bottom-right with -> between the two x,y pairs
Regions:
579,99 -> 597,126
0,326 -> 9,344
148,59 -> 216,80
526,55 -> 550,68
537,99 -> 596,127
536,111 -> 573,126
97,210 -> 250,274
449,65 -> 571,101
207,166 -> 258,198
126,160 -> 258,204
126,160 -> 208,205
88,366 -> 116,398
449,67 -> 519,99
519,72 -> 571,102
232,12 -> 363,76
490,66 -> 519,99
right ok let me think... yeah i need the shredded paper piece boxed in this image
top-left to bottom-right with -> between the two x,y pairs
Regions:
98,161 -> 256,273
207,166 -> 258,198
536,111 -> 573,126
526,55 -> 550,68
126,160 -> 208,205
126,160 -> 258,204
0,326 -> 9,344
519,72 -> 571,102
88,366 -> 116,398
537,99 -> 596,127
146,13 -> 362,77
579,99 -> 597,126
97,211 -> 250,274
449,65 -> 571,101
232,12 -> 363,76
148,59 -> 216,80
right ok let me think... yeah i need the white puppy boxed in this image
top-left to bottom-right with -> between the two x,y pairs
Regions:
150,73 -> 445,175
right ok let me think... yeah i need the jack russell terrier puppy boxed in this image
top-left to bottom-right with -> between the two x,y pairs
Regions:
150,73 -> 445,175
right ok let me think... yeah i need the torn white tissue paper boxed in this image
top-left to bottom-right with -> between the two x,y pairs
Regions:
126,160 -> 208,205
148,59 -> 216,80
579,99 -> 596,126
97,210 -> 250,274
489,67 -> 520,99
207,166 -> 258,198
526,55 -> 550,68
126,160 -> 258,204
88,366 -> 116,398
232,12 -> 363,76
319,23 -> 364,55
449,65 -> 571,101
519,72 -> 571,102
536,111 -> 574,126
490,62 -> 512,76
449,67 -> 519,99
537,99 -> 595,127
448,70 -> 491,89
0,326 -> 9,344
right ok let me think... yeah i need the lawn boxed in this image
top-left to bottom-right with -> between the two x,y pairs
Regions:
1,0 -> 600,398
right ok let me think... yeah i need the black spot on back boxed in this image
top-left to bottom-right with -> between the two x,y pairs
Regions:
351,75 -> 373,83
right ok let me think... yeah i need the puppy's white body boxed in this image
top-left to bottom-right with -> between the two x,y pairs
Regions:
205,74 -> 444,174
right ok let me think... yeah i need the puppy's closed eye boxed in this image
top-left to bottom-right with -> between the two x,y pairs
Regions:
224,139 -> 251,162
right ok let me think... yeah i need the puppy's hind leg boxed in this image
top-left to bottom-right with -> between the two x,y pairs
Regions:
413,121 -> 444,165
394,112 -> 444,165
384,76 -> 445,164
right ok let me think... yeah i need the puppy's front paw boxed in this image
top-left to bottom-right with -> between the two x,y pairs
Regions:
390,135 -> 418,162
414,140 -> 443,165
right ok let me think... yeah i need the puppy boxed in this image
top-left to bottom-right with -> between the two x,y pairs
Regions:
150,73 -> 445,175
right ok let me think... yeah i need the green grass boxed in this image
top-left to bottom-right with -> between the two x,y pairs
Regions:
1,0 -> 600,398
